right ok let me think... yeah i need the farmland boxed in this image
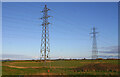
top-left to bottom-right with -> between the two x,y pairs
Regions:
1,59 -> 119,76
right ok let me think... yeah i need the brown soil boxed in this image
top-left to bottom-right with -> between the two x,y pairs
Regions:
3,65 -> 75,69
34,73 -> 58,75
8,61 -> 54,64
4,65 -> 28,68
24,73 -> 59,77
74,63 -> 118,72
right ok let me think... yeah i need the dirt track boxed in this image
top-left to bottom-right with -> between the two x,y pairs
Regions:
3,65 -> 76,69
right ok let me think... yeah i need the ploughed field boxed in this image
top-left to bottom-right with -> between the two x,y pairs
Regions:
2,60 -> 119,75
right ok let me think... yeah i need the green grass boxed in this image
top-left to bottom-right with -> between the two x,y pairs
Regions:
2,60 -> 119,75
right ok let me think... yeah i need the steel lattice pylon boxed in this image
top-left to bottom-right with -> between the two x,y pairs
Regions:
40,5 -> 50,61
90,27 -> 98,59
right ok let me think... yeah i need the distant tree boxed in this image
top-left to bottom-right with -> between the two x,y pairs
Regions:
96,58 -> 103,60
32,59 -> 35,61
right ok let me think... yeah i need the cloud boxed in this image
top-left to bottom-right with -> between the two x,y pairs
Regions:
100,46 -> 118,50
98,55 -> 118,59
99,46 -> 118,54
1,54 -> 33,60
99,51 -> 118,54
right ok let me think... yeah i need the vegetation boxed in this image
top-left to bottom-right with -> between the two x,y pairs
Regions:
2,59 -> 119,76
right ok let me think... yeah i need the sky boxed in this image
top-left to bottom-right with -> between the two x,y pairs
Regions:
2,2 -> 118,60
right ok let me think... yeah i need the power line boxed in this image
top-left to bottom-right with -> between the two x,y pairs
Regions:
3,5 -> 90,35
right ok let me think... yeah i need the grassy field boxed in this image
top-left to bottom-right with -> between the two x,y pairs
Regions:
2,59 -> 119,76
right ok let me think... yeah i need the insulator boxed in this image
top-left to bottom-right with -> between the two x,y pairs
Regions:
48,16 -> 50,18
48,50 -> 50,52
47,22 -> 50,25
41,11 -> 44,12
42,23 -> 44,26
48,9 -> 50,11
40,50 -> 42,53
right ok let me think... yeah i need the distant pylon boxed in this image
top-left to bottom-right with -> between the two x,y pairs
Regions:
40,5 -> 51,61
90,27 -> 98,59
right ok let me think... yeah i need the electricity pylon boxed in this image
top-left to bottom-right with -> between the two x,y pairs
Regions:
90,27 -> 98,59
40,5 -> 50,61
